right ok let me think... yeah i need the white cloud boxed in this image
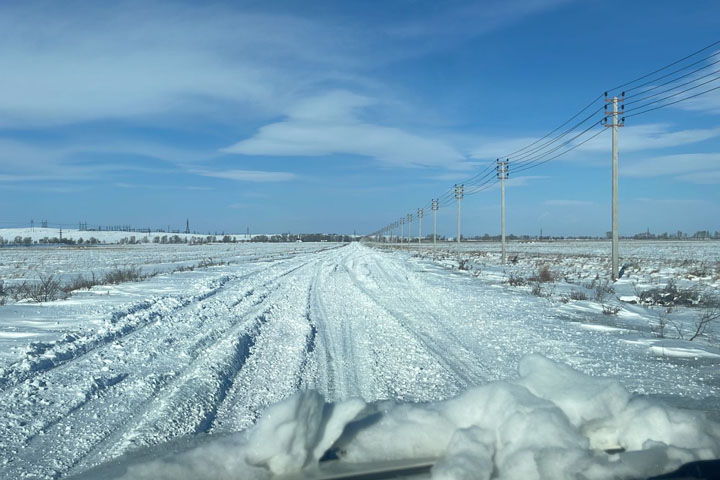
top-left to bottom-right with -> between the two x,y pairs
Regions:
465,175 -> 547,194
194,169 -> 297,182
675,170 -> 720,184
0,1 -> 571,128
468,123 -> 720,166
0,138 -> 189,182
223,91 -> 467,169
610,124 -> 720,152
543,200 -> 598,207
633,197 -> 716,206
621,152 -> 720,179
0,3 -> 377,128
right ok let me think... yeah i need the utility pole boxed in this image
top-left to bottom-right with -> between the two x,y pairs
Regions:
417,208 -> 423,244
407,213 -> 412,243
400,217 -> 404,244
454,184 -> 463,244
604,92 -> 624,280
497,159 -> 509,264
432,199 -> 439,245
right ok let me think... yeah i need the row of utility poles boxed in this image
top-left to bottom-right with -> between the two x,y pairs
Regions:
373,92 -> 623,279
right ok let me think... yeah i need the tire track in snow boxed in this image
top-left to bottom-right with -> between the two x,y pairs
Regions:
70,253 -> 331,473
208,253 -> 345,433
309,245 -> 460,402
0,255 -> 324,480
340,247 -> 488,389
0,274 -> 239,391
308,252 -> 362,400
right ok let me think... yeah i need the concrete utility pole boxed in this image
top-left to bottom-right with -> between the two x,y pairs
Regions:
497,159 -> 509,264
400,217 -> 404,244
407,213 -> 412,243
605,93 -> 624,280
417,208 -> 423,244
454,184 -> 463,244
432,199 -> 439,245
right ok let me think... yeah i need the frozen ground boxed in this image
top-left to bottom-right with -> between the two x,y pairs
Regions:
0,241 -> 719,479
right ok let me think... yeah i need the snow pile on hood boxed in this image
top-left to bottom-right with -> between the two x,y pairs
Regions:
79,355 -> 720,480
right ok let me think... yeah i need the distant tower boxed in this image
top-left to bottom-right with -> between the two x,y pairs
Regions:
185,219 -> 190,234
59,227 -> 63,240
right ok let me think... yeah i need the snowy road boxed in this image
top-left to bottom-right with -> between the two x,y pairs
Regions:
1,243 -> 718,479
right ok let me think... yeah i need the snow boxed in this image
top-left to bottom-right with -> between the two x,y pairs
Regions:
1,241 -> 719,479
74,355 -> 720,480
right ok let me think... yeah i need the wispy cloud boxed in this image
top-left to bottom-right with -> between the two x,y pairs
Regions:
194,169 -> 297,182
387,0 -> 574,39
223,90 -> 468,169
621,152 -> 720,181
113,182 -> 213,191
0,138 -> 188,182
543,199 -> 598,207
0,1 -> 570,129
0,2 -> 362,127
467,175 -> 547,194
469,123 -> 720,165
676,170 -> 720,184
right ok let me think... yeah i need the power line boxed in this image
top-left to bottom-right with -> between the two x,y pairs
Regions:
508,105 -> 604,163
624,57 -> 720,100
625,70 -> 720,108
500,95 -> 604,159
624,83 -> 720,119
373,40 -> 720,238
625,72 -> 720,110
511,127 -> 608,175
608,39 -> 720,92
511,120 -> 604,170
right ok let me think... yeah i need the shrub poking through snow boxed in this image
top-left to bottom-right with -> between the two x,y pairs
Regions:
11,273 -> 68,303
537,264 -> 553,282
569,289 -> 588,301
602,304 -> 621,315
639,279 -> 699,307
507,274 -> 527,286
62,272 -> 99,293
593,279 -> 615,302
531,281 -> 555,298
690,293 -> 720,341
197,257 -> 226,268
102,266 -> 144,284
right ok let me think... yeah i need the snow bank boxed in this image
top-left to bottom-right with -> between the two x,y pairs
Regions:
77,355 -> 720,480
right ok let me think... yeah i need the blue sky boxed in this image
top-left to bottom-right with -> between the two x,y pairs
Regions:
1,0 -> 719,236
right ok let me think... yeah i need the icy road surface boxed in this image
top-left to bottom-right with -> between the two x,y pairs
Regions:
0,243 -> 718,479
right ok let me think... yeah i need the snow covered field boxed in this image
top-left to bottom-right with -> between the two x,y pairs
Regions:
383,240 -> 720,360
0,241 -> 719,479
